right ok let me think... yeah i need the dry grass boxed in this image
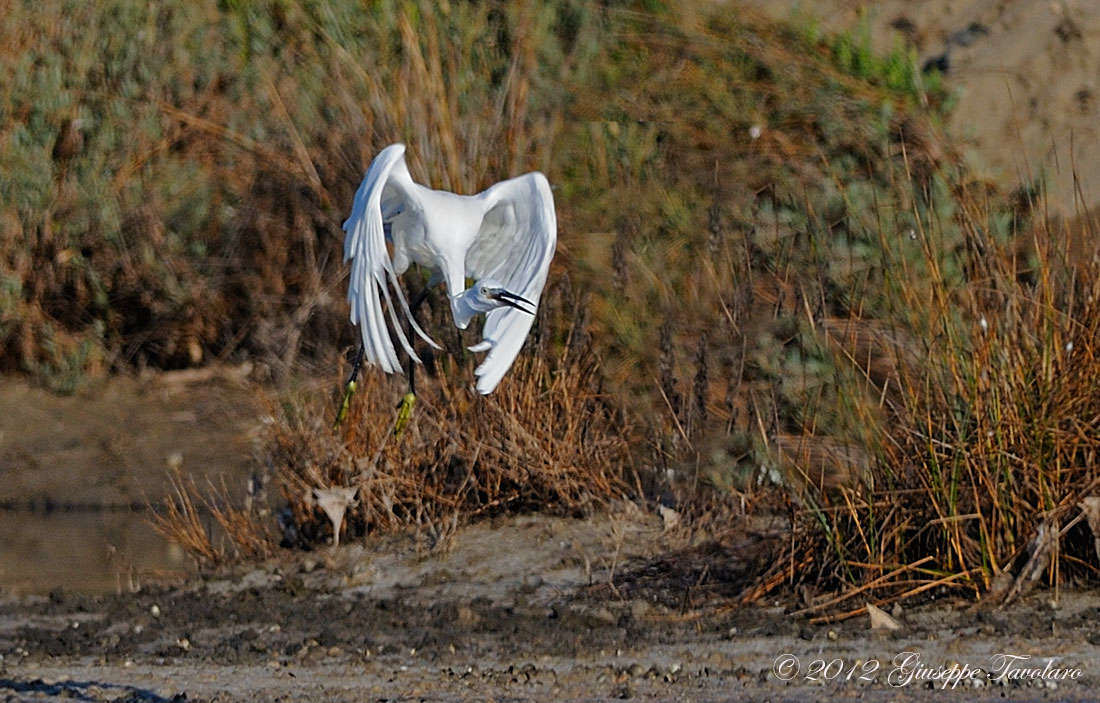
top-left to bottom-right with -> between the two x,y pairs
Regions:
155,290 -> 636,553
149,465 -> 274,566
271,305 -> 633,549
149,467 -> 222,565
751,179 -> 1100,617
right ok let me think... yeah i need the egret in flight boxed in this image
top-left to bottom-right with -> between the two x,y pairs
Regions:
337,143 -> 556,425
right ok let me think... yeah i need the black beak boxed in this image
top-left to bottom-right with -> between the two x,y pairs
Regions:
492,289 -> 536,315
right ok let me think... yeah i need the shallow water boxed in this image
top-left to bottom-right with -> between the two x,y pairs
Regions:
0,509 -> 191,594
0,375 -> 256,596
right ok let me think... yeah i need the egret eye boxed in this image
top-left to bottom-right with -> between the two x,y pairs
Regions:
480,286 -> 489,295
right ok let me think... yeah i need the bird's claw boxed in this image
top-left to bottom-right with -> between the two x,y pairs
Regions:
393,392 -> 416,439
333,380 -> 358,430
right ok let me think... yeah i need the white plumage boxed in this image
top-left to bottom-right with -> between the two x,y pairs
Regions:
342,143 -> 557,394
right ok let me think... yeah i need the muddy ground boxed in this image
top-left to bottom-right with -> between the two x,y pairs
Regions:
1,378 -> 1099,702
4,508 -> 1100,702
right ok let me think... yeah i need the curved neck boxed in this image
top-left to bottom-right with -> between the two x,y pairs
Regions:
450,289 -> 483,330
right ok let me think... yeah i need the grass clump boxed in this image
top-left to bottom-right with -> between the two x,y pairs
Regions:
157,293 -> 633,553
284,362 -> 630,549
150,464 -> 275,566
772,206 -> 1100,618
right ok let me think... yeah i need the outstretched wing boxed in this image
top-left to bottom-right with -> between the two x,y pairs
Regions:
465,172 -> 557,394
343,143 -> 439,374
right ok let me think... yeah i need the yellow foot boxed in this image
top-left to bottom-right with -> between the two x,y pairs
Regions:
393,392 -> 416,439
332,380 -> 358,430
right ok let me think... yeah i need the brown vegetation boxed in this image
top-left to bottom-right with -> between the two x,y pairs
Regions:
159,296 -> 635,556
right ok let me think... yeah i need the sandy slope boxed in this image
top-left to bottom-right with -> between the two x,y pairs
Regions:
743,0 -> 1100,218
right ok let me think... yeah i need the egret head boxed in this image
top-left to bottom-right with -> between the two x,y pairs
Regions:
474,281 -> 536,315
452,280 -> 536,329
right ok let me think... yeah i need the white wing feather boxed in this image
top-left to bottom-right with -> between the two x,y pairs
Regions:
465,172 -> 557,394
342,144 -> 439,374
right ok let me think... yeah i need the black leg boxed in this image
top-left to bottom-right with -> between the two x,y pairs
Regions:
346,342 -> 366,387
409,286 -> 431,312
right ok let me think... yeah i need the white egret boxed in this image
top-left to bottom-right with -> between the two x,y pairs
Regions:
340,143 -> 557,408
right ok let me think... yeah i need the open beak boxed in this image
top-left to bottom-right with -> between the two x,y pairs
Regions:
492,289 -> 536,315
